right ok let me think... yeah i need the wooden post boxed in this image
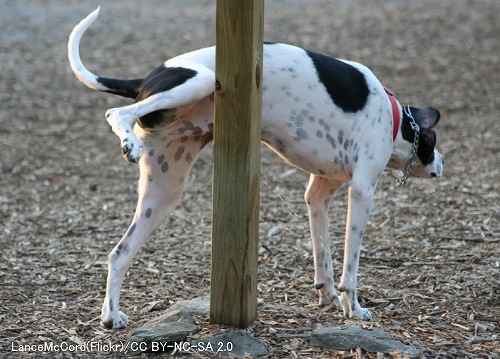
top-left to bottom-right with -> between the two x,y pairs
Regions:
210,0 -> 264,328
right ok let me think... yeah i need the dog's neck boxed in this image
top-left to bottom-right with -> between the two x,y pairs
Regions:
388,100 -> 417,173
384,88 -> 413,172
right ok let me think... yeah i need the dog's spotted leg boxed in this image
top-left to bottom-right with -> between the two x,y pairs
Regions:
305,175 -> 345,308
337,173 -> 382,321
101,130 -> 208,329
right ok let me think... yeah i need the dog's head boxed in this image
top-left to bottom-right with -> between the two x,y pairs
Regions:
391,106 -> 444,179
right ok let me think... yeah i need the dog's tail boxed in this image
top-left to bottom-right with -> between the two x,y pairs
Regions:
68,7 -> 142,99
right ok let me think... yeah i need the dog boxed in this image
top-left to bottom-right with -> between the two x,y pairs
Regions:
68,8 -> 443,329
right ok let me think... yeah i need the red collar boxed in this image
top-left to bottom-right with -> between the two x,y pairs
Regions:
384,87 -> 400,141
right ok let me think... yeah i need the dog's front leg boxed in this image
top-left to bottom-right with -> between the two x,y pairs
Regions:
101,134 -> 202,329
305,175 -> 344,308
337,177 -> 380,321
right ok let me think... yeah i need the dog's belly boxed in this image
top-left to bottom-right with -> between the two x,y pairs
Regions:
261,116 -> 357,180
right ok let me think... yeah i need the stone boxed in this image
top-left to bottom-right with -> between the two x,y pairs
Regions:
166,297 -> 210,316
127,298 -> 209,354
149,309 -> 194,324
149,297 -> 210,324
128,322 -> 199,355
310,325 -> 419,358
192,331 -> 269,358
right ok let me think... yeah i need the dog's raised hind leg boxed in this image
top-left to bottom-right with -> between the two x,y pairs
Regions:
105,64 -> 215,163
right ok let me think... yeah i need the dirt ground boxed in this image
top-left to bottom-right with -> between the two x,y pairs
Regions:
0,0 -> 498,357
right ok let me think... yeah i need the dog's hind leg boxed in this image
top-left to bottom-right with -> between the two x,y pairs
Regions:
100,128 -> 210,329
305,175 -> 344,309
104,64 -> 214,163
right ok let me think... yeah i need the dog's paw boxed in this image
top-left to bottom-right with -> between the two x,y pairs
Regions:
121,138 -> 143,163
105,108 -> 142,163
317,285 -> 342,309
101,310 -> 128,329
338,294 -> 373,321
351,307 -> 373,321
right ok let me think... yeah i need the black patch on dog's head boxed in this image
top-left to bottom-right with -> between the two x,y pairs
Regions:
306,50 -> 369,113
402,106 -> 440,165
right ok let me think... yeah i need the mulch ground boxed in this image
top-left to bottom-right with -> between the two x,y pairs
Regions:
0,0 -> 498,358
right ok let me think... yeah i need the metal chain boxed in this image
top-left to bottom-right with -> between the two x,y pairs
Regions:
398,106 -> 420,188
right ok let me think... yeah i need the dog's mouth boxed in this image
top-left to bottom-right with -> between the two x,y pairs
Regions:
426,150 -> 444,179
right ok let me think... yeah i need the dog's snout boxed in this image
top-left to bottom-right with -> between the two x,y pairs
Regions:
430,150 -> 444,179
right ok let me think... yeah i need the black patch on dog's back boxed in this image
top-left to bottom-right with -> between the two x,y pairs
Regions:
136,66 -> 197,129
137,66 -> 197,101
306,50 -> 369,113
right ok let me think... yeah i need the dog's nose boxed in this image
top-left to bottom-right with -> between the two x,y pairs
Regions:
431,172 -> 437,178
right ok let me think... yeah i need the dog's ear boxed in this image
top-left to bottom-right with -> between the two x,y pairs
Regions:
410,107 -> 440,129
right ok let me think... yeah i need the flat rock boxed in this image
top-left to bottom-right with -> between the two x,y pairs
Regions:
150,297 -> 210,324
192,331 -> 269,358
149,308 -> 194,324
128,322 -> 199,355
310,325 -> 419,358
167,297 -> 210,316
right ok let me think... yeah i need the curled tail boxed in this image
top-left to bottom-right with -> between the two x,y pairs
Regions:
68,7 -> 142,99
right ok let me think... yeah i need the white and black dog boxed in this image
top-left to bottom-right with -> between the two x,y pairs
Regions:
68,8 -> 443,329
